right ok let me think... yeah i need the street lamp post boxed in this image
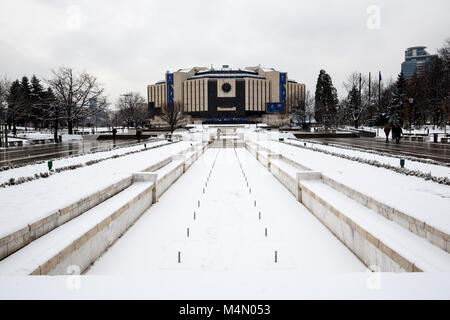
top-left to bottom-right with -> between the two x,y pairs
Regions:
408,98 -> 414,134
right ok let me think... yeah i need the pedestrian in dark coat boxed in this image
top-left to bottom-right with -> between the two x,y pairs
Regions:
383,123 -> 391,142
112,128 -> 117,141
136,127 -> 143,142
392,124 -> 402,144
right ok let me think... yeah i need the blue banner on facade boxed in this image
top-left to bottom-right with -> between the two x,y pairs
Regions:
279,72 -> 287,104
267,103 -> 285,113
166,73 -> 174,103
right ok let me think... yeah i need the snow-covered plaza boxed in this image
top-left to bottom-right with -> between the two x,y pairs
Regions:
0,126 -> 449,299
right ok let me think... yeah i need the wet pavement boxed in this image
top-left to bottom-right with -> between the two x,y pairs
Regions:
307,137 -> 450,163
0,138 -> 153,167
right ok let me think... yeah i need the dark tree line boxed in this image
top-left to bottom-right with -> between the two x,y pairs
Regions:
3,75 -> 56,132
338,39 -> 450,129
0,67 -> 109,142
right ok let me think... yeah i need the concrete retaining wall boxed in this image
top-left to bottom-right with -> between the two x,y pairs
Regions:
246,141 -> 450,272
32,183 -> 154,275
321,176 -> 449,254
300,187 -> 415,272
251,140 -> 449,254
1,142 -> 208,274
0,177 -> 133,261
268,160 -> 298,197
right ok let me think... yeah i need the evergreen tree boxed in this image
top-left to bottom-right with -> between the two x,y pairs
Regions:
6,80 -> 23,130
314,69 -> 339,127
42,87 -> 63,141
30,75 -> 46,129
346,85 -> 361,128
20,76 -> 32,128
388,72 -> 406,126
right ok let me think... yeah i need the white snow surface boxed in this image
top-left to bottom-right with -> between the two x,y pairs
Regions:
1,273 -> 450,299
1,127 -> 450,299
286,138 -> 450,179
0,140 -> 169,185
250,136 -> 450,235
87,148 -> 365,276
0,141 -> 200,239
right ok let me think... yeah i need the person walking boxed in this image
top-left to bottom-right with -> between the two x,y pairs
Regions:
136,127 -> 143,142
392,123 -> 402,144
112,128 -> 117,141
383,123 -> 391,143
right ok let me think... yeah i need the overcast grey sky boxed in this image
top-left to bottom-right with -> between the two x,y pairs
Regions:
1,0 -> 449,109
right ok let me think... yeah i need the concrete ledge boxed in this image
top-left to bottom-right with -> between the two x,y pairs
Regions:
296,171 -> 322,202
321,175 -> 450,254
0,176 -> 133,261
268,160 -> 297,197
0,181 -> 155,276
132,172 -> 158,183
299,182 -> 450,272
143,157 -> 172,172
254,139 -> 450,254
246,141 -> 450,272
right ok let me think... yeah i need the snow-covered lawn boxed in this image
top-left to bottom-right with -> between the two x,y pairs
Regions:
14,133 -> 83,142
251,138 -> 450,236
2,272 -> 450,299
0,140 -> 169,186
1,147 -> 449,299
285,138 -> 450,180
1,127 -> 449,299
0,141 -> 200,240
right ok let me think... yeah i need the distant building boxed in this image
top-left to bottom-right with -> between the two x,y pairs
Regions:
401,46 -> 438,79
147,66 -> 305,122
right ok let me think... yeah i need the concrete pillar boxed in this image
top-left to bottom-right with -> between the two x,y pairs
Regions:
132,172 -> 158,203
267,153 -> 281,170
296,171 -> 322,202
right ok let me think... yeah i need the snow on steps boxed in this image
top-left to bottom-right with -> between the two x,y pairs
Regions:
0,157 -> 172,262
301,180 -> 450,272
249,140 -> 450,255
0,143 -> 208,275
0,181 -> 154,275
245,141 -> 450,272
0,142 -> 208,265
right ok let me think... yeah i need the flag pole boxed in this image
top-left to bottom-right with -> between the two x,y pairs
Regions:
369,72 -> 371,128
378,71 -> 381,137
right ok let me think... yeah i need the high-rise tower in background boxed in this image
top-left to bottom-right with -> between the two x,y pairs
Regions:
401,46 -> 438,79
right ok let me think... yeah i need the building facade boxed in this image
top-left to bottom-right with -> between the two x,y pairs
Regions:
401,46 -> 438,79
147,66 -> 305,120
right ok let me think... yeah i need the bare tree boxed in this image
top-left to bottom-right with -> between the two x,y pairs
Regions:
342,72 -> 367,128
160,101 -> 185,133
116,92 -> 147,128
291,90 -> 314,130
47,67 -> 106,134
0,76 -> 11,147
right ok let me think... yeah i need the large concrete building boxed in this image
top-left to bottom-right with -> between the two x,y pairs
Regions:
147,66 -> 305,122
